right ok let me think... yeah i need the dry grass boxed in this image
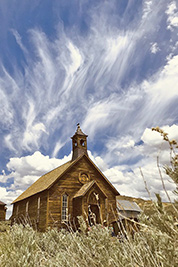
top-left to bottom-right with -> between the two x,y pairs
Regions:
0,205 -> 177,267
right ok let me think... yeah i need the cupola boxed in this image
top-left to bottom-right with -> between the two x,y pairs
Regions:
71,123 -> 88,161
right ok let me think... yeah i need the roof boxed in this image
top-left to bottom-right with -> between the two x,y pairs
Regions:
12,154 -> 119,204
83,155 -> 119,196
73,180 -> 107,198
117,199 -> 142,212
73,181 -> 95,198
0,201 -> 6,205
12,160 -> 73,203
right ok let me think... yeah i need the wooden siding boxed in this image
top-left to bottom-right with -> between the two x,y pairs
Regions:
12,154 -> 119,231
47,156 -> 118,228
0,206 -> 6,221
11,191 -> 48,231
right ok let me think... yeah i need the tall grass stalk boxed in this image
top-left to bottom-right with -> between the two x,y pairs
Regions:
0,128 -> 178,266
0,209 -> 177,267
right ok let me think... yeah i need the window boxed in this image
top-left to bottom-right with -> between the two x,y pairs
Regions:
37,197 -> 40,223
80,139 -> 85,146
62,194 -> 68,221
74,140 -> 78,147
26,201 -> 29,216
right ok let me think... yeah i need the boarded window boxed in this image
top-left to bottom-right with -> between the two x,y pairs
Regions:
62,194 -> 68,221
16,205 -> 19,216
37,197 -> 40,223
26,201 -> 29,216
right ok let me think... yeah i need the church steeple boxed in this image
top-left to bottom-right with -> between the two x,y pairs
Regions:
71,123 -> 88,161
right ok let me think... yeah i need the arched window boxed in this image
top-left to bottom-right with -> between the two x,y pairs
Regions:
62,194 -> 68,221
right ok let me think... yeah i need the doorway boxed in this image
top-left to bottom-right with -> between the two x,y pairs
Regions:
88,204 -> 101,225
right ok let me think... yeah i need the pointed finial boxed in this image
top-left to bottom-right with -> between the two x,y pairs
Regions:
77,123 -> 80,127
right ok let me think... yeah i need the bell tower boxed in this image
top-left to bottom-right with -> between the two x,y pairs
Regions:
71,123 -> 88,161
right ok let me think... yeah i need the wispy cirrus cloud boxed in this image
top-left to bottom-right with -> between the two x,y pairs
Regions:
0,1 -> 178,219
1,0 -> 177,157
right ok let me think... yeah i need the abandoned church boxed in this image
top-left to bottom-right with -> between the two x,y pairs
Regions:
11,124 -> 141,231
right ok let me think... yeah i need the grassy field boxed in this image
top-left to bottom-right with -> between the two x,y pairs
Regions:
0,201 -> 178,267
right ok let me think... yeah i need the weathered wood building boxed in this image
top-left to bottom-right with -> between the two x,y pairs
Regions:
116,198 -> 142,220
0,201 -> 7,221
113,198 -> 142,235
11,125 -> 120,231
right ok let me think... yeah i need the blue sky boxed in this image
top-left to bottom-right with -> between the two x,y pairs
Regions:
0,0 -> 178,218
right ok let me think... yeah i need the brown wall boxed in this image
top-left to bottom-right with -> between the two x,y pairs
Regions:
12,191 -> 48,231
47,156 -> 118,228
0,206 -> 6,221
12,156 -> 118,231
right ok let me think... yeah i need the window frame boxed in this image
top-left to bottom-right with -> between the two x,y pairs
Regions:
61,193 -> 68,222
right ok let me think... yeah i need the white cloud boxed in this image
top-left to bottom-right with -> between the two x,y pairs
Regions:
140,125 -> 178,166
2,128 -> 178,220
11,29 -> 28,54
142,1 -> 153,20
103,156 -> 176,201
166,1 -> 178,30
4,134 -> 16,152
123,140 -> 135,148
142,125 -> 178,147
142,55 -> 178,103
150,42 -> 160,54
52,141 -> 65,158
0,0 -> 175,157
141,128 -> 165,147
0,187 -> 23,219
0,187 -> 7,198
0,151 -> 72,219
22,122 -> 47,150
6,151 -> 71,191
67,41 -> 83,76
88,150 -> 108,172
96,124 -> 178,202
0,83 -> 14,127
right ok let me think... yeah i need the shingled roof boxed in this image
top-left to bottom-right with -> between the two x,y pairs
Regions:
12,154 -> 119,204
74,181 -> 95,198
74,180 -> 108,199
12,160 -> 73,203
0,201 -> 6,205
117,199 -> 142,212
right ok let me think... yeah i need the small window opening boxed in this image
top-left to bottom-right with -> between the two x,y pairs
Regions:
80,139 -> 85,146
74,140 -> 78,147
